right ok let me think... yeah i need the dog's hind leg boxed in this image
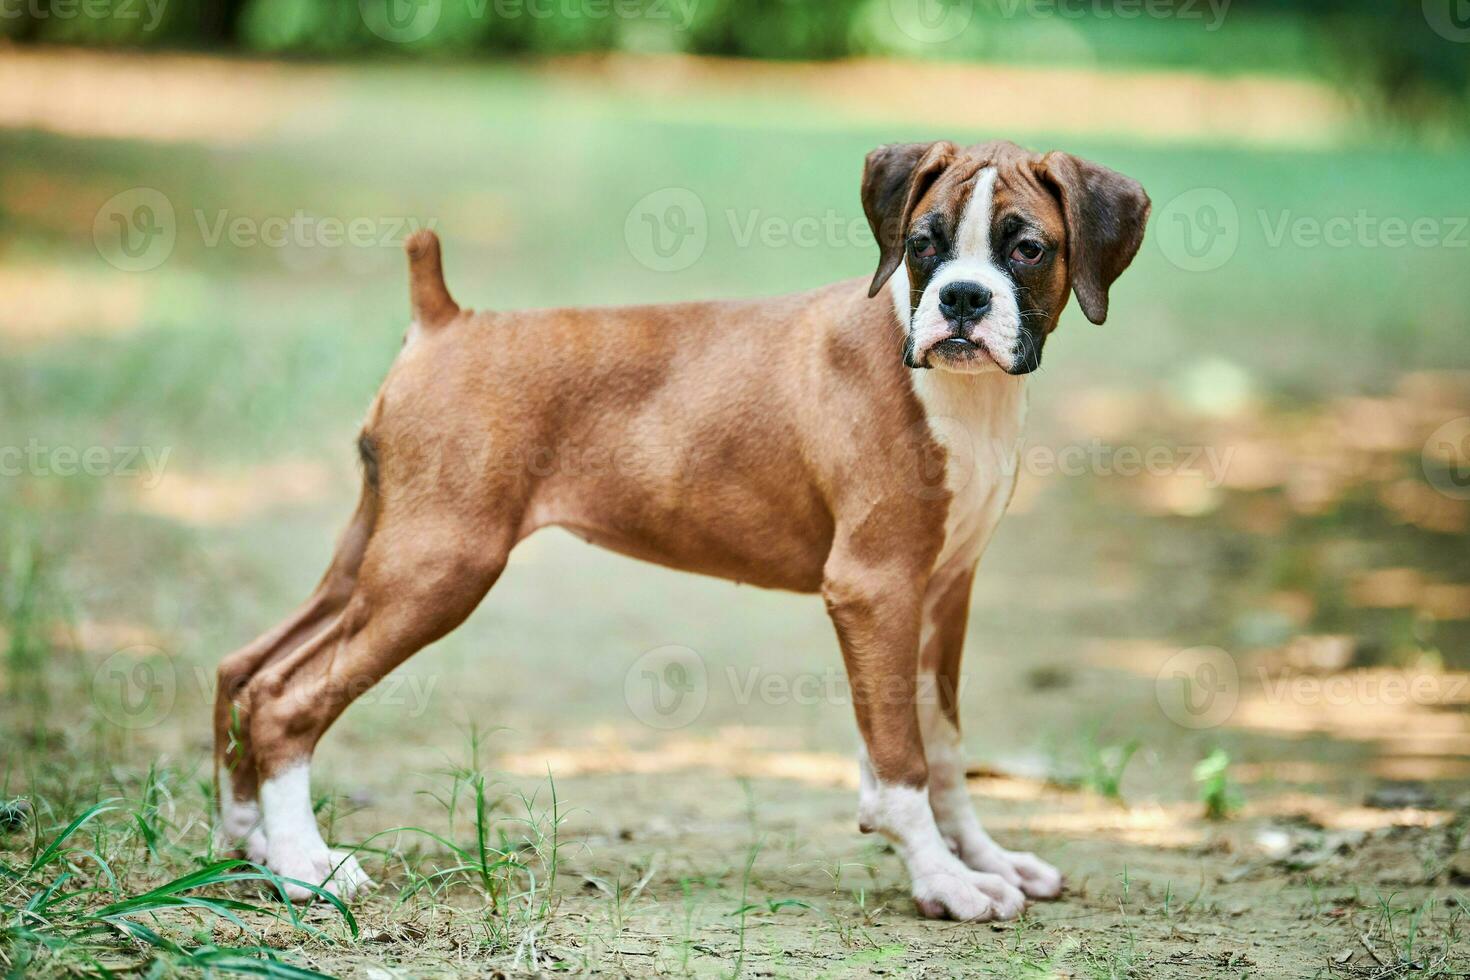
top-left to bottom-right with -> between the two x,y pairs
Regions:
245,515 -> 508,901
213,491 -> 376,862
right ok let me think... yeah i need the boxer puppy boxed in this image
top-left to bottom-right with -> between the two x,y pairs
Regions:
214,138 -> 1149,920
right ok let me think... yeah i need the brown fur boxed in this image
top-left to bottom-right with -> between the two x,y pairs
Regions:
214,140 -> 1149,857
216,275 -> 951,797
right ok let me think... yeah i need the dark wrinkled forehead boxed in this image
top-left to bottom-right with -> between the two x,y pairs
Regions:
912,140 -> 1061,231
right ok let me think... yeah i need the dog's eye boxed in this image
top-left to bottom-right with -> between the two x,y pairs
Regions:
909,236 -> 937,260
1010,240 -> 1045,266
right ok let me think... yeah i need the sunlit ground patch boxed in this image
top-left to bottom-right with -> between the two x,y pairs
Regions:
0,264 -> 149,344
129,458 -> 337,526
0,48 -> 329,145
545,53 -> 1356,148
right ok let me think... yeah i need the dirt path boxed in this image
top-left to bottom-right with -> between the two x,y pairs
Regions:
0,48 -> 1352,150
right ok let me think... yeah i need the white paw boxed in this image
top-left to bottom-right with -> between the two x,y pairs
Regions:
959,842 -> 1063,900
267,845 -> 373,903
911,863 -> 1027,922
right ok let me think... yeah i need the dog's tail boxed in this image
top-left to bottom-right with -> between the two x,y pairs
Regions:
404,229 -> 460,328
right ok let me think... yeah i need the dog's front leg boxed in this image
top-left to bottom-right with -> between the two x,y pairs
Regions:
919,708 -> 1062,901
918,565 -> 1063,900
823,552 -> 1025,922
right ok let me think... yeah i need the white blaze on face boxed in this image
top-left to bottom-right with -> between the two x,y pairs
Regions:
902,167 -> 1025,374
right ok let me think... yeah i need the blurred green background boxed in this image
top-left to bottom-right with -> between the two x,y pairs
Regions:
5,0 -> 1470,126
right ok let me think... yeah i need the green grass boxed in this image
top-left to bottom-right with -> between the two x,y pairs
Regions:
0,790 -> 359,976
1193,748 -> 1240,821
1,726 -> 571,976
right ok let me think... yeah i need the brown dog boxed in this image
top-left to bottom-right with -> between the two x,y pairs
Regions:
214,139 -> 1150,920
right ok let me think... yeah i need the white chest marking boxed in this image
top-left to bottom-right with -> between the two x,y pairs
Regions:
914,371 -> 1027,576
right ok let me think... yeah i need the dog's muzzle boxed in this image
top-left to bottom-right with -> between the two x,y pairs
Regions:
907,330 -> 995,371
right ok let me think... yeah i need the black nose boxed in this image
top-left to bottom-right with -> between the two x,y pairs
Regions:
938,281 -> 992,322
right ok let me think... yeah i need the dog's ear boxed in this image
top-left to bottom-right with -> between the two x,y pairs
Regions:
861,141 -> 955,299
1036,152 -> 1151,325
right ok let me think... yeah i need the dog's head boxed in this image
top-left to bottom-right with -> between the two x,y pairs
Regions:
862,139 -> 1150,375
